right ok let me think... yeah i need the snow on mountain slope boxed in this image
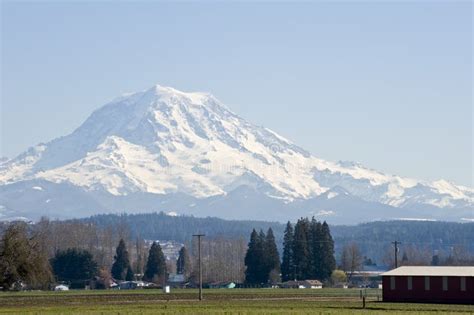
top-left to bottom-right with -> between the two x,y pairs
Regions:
0,84 -> 472,221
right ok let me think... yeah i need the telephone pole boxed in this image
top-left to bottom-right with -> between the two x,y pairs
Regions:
193,234 -> 205,301
392,241 -> 401,268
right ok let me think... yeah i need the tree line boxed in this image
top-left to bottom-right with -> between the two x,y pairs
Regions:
0,219 -> 243,290
1,216 -> 472,290
68,212 -> 474,265
0,220 -> 170,290
82,212 -> 284,243
5,212 -> 468,265
243,218 -> 337,285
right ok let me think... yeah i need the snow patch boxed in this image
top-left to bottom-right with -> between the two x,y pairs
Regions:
395,218 -> 437,222
313,210 -> 335,217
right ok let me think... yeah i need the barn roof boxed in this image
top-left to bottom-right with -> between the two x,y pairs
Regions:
381,266 -> 474,277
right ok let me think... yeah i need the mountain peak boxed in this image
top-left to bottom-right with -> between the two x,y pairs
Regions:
0,83 -> 472,222
148,84 -> 213,106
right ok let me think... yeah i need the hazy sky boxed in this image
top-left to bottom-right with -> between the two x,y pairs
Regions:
1,1 -> 472,186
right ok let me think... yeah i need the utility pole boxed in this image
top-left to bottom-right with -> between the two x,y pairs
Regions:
392,241 -> 401,268
193,234 -> 205,301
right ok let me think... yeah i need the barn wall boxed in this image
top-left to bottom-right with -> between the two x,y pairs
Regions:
382,276 -> 474,304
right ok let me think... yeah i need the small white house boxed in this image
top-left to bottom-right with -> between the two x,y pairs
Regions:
282,280 -> 323,289
54,284 -> 69,291
304,280 -> 323,289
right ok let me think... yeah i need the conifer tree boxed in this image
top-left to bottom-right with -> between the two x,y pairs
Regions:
51,248 -> 98,283
111,239 -> 130,280
143,242 -> 167,284
244,229 -> 264,284
402,252 -> 409,265
177,246 -> 191,279
309,218 -> 323,279
125,266 -> 134,281
319,221 -> 336,280
264,228 -> 280,283
281,221 -> 294,281
257,229 -> 267,283
292,218 -> 310,280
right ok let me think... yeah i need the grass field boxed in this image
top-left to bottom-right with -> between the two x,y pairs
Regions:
0,288 -> 472,314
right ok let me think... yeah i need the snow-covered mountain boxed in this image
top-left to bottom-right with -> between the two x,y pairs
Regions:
1,84 -> 472,223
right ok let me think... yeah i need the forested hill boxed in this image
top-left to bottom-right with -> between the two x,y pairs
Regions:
83,212 -> 285,243
331,220 -> 474,249
81,212 -> 474,262
330,221 -> 474,264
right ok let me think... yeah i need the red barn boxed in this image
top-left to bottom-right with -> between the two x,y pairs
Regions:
381,266 -> 474,304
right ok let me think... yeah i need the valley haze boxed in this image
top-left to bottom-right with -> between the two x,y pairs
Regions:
0,84 -> 472,224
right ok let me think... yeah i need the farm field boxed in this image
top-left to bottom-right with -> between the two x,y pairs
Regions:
0,289 -> 472,315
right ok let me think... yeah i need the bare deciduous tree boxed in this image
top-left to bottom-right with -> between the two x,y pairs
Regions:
340,242 -> 363,280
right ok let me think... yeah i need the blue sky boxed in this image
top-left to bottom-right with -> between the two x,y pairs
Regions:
1,1 -> 472,186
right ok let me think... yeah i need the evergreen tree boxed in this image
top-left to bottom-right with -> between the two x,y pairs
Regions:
257,229 -> 267,283
264,228 -> 280,283
281,221 -> 294,281
125,266 -> 134,281
143,242 -> 167,284
177,246 -> 191,279
401,252 -> 409,265
431,254 -> 440,266
244,229 -> 264,284
51,248 -> 98,283
111,239 -> 130,280
319,221 -> 336,280
292,218 -> 310,280
309,218 -> 323,279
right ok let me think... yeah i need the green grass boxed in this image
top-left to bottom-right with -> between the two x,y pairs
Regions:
0,289 -> 472,314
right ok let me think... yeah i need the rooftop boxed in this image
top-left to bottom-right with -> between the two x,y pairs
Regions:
381,266 -> 474,277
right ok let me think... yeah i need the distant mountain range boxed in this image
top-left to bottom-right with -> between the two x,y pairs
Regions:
1,84 -> 472,223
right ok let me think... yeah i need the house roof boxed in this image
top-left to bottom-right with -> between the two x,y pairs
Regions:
381,266 -> 474,277
281,280 -> 322,286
